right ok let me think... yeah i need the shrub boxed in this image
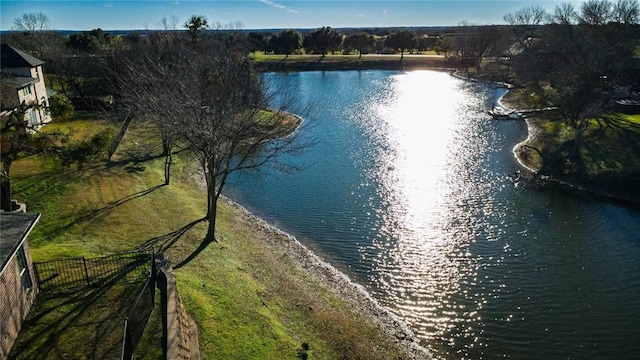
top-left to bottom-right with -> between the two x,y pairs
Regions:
49,93 -> 75,120
60,127 -> 115,169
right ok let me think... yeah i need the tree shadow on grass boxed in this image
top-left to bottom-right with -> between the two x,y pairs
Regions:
582,114 -> 640,170
10,276 -> 146,359
136,217 -> 213,271
14,152 -> 162,213
13,167 -> 85,206
172,235 -> 213,270
137,217 -> 206,253
49,184 -> 166,238
106,153 -> 164,172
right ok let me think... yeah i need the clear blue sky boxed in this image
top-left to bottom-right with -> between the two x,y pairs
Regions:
1,0 -> 585,31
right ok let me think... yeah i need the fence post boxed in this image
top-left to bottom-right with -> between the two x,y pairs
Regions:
150,250 -> 157,305
33,263 -> 43,291
82,257 -> 90,287
121,317 -> 132,360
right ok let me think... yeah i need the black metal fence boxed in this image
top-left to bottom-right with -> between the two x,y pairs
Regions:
34,251 -> 151,291
121,255 -> 157,360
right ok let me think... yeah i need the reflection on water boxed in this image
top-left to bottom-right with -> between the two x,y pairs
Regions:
227,71 -> 640,359
359,72 -> 484,343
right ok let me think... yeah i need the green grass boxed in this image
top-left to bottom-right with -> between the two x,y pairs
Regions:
250,52 -> 446,71
251,52 -> 439,62
523,113 -> 640,175
10,111 -> 421,359
134,288 -> 164,360
624,113 -> 640,124
10,281 -> 148,359
514,108 -> 640,205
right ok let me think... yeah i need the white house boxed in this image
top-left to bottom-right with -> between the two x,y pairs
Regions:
1,44 -> 52,129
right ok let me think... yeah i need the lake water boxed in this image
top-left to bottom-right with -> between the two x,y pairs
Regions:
226,70 -> 640,359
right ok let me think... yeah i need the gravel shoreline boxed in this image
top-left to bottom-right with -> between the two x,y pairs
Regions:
222,197 -> 433,359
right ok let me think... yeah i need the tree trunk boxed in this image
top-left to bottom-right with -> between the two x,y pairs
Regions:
161,134 -> 172,157
0,175 -> 12,212
164,153 -> 172,185
204,160 -> 218,242
206,190 -> 217,241
1,160 -> 13,212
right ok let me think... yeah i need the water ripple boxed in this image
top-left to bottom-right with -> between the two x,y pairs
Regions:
228,71 -> 640,359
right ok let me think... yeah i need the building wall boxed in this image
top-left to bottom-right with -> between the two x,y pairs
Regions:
0,242 -> 38,359
4,65 -> 52,127
33,65 -> 52,126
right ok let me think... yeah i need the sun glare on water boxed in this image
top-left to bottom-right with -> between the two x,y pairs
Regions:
357,71 -> 488,352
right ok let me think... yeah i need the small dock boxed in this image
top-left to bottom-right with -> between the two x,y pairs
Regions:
488,106 -> 521,120
489,106 -> 559,120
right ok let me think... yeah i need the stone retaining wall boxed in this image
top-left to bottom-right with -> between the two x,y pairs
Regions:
159,265 -> 200,360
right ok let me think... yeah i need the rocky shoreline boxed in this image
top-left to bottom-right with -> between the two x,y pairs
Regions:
222,197 -> 433,359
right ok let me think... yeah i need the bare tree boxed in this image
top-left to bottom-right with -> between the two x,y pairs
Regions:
159,16 -> 180,30
12,12 -> 51,32
8,13 -> 62,58
579,0 -> 613,25
119,39 -> 307,241
551,3 -> 578,24
449,23 -> 498,67
210,21 -> 245,31
503,6 -> 548,56
159,17 -> 171,31
503,5 -> 547,26
612,0 -> 640,23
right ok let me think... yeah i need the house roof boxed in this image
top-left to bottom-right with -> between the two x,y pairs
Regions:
0,73 -> 38,88
0,212 -> 41,275
1,44 -> 45,69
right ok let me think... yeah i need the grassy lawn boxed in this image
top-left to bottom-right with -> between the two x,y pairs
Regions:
251,52 -> 446,71
624,113 -> 640,124
134,287 -> 164,360
521,113 -> 640,175
513,108 -> 640,206
251,52 -> 440,62
10,111 -> 423,359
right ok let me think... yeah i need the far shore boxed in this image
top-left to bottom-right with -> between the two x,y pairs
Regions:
499,90 -> 640,210
252,53 -> 452,72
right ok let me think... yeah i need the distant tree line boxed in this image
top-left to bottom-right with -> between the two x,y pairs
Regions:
499,0 -> 640,177
256,27 -> 441,58
3,13 -> 308,237
501,0 -> 639,123
2,3 -> 639,214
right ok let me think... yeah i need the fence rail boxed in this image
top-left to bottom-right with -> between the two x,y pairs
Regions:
34,251 -> 151,291
121,262 -> 157,360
